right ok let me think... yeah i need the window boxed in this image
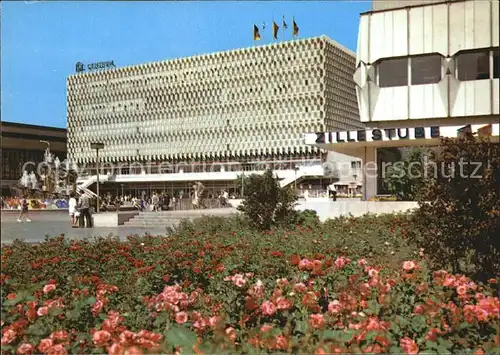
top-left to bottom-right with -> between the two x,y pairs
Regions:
351,161 -> 361,169
378,58 -> 408,87
456,50 -> 490,81
411,54 -> 442,85
494,49 -> 500,79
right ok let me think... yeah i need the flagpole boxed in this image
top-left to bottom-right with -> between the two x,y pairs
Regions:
282,15 -> 285,41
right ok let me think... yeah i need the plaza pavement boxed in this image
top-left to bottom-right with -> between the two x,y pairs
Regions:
1,210 -> 167,244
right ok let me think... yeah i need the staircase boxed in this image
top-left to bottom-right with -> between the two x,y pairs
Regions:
123,208 -> 237,229
278,164 -> 326,187
76,175 -> 109,199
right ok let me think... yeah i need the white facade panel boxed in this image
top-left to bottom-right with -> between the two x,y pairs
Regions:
369,12 -> 386,64
408,7 -> 425,55
493,0 -> 499,47
473,1 -> 492,50
448,1 -> 466,55
372,87 -> 408,121
356,86 -> 369,122
409,81 -> 448,119
492,79 -> 499,115
356,16 -> 370,65
431,4 -> 449,56
369,10 -> 408,63
392,10 -> 408,58
449,1 -> 493,55
451,81 -> 492,117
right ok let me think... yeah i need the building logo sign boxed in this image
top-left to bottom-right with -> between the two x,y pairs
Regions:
75,61 -> 116,73
315,126 -> 441,144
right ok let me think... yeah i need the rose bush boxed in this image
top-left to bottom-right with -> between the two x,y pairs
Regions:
1,214 -> 499,354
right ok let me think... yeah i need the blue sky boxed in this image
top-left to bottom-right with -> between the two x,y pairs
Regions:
1,1 -> 370,128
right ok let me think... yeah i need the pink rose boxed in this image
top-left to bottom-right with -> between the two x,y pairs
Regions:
402,261 -> 417,272
175,311 -> 188,324
37,338 -> 53,353
17,343 -> 35,355
328,300 -> 341,314
43,284 -> 56,294
92,330 -> 111,347
276,297 -> 292,310
261,301 -> 277,316
1,329 -> 16,345
309,314 -> 325,329
37,307 -> 49,317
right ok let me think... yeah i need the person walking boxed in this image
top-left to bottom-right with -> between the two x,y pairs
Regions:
164,193 -> 171,211
17,195 -> 31,222
78,192 -> 92,228
68,192 -> 78,227
152,192 -> 159,212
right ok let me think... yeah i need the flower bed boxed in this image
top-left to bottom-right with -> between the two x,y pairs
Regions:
1,215 -> 498,354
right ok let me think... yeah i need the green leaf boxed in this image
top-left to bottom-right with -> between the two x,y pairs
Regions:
84,297 -> 97,305
365,330 -> 377,342
436,345 -> 452,355
27,324 -> 48,337
321,330 -> 340,340
164,326 -> 198,349
48,307 -> 64,316
389,346 -> 403,354
458,322 -> 470,330
294,320 -> 308,334
425,340 -> 438,349
340,330 -> 355,343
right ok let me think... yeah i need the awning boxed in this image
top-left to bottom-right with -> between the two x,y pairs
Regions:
334,181 -> 362,186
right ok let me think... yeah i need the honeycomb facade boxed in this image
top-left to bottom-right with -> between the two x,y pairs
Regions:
67,36 -> 362,164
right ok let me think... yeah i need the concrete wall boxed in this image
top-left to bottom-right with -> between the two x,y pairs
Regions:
372,0 -> 464,12
229,198 -> 418,222
94,211 -> 139,227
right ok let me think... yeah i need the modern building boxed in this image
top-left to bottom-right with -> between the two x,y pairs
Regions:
0,121 -> 67,196
67,36 -> 364,199
305,0 -> 499,200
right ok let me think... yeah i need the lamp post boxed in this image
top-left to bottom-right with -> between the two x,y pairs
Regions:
294,166 -> 300,192
91,142 -> 105,213
40,140 -> 51,150
40,140 -> 51,194
241,171 -> 245,198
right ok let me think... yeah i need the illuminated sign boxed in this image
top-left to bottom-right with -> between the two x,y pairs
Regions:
315,127 -> 441,144
75,61 -> 116,73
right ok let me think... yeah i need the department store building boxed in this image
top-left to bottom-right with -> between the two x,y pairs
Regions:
67,36 -> 365,198
305,0 -> 499,200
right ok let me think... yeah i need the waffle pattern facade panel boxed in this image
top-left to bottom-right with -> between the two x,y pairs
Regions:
67,36 -> 361,164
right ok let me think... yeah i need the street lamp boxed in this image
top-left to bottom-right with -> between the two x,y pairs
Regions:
294,166 -> 300,191
40,140 -> 51,149
91,142 -> 105,213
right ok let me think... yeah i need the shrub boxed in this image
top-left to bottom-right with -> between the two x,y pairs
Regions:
410,133 -> 500,281
236,169 -> 298,230
384,147 -> 427,201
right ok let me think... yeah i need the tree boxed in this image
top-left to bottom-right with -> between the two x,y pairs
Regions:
384,147 -> 426,201
409,133 -> 500,281
236,169 -> 298,230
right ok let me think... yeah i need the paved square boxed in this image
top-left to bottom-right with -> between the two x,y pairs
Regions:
1,211 -> 166,244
